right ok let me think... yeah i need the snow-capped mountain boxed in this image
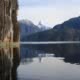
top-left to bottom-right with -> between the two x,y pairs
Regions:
19,20 -> 50,41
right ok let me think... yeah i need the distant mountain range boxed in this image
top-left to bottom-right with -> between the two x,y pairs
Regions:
26,16 -> 80,41
19,20 -> 50,41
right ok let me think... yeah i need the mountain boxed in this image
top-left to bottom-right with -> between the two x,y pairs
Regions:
26,16 -> 80,41
38,21 -> 49,30
19,20 -> 50,41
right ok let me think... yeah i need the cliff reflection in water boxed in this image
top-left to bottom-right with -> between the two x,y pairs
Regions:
21,43 -> 80,65
0,47 -> 20,80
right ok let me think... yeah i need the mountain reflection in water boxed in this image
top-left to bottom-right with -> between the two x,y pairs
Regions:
1,43 -> 80,80
18,43 -> 80,80
20,44 -> 80,64
0,47 -> 20,80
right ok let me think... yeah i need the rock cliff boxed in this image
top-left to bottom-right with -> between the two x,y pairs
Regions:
0,0 -> 19,42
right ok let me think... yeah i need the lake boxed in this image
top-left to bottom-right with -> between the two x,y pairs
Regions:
18,43 -> 80,80
0,43 -> 80,80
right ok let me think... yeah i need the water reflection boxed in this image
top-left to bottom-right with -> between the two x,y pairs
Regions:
18,44 -> 80,80
0,47 -> 20,80
20,44 -> 80,64
1,44 -> 80,80
20,45 -> 52,64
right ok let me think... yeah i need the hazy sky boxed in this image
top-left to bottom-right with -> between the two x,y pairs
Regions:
18,0 -> 80,27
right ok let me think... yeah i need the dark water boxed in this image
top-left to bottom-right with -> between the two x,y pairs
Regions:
0,48 -> 20,80
0,43 -> 80,80
18,43 -> 80,80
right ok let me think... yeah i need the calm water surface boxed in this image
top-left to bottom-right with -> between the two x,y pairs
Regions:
17,43 -> 80,80
0,43 -> 80,80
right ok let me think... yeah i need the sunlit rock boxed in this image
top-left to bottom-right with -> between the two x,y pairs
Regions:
0,0 -> 19,42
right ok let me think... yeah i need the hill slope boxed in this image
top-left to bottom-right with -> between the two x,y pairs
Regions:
26,16 -> 80,41
19,20 -> 50,41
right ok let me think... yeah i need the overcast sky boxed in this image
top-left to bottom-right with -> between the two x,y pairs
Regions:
18,0 -> 80,27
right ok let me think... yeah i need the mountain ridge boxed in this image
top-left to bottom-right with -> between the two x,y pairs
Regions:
26,16 -> 80,41
19,19 -> 50,41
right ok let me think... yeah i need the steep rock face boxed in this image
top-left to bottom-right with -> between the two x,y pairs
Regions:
0,0 -> 19,42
